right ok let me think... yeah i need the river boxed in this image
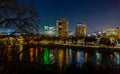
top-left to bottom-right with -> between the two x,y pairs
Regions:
12,45 -> 119,73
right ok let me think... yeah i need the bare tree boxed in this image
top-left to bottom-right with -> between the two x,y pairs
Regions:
0,0 -> 40,66
0,0 -> 39,37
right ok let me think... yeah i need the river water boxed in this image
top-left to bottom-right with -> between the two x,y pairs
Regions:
15,45 -> 119,72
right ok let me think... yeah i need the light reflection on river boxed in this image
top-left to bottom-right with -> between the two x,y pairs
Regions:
18,45 -> 120,70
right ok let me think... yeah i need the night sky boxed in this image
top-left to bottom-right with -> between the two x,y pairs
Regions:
26,0 -> 120,34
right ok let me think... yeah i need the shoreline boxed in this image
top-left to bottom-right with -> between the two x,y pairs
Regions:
39,43 -> 120,51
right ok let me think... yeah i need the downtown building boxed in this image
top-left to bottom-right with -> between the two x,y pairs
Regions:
76,23 -> 87,37
44,25 -> 56,36
57,18 -> 69,37
106,27 -> 120,42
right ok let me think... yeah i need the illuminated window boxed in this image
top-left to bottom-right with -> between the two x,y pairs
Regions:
58,22 -> 62,25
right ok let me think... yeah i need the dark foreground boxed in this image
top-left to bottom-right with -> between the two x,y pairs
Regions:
0,62 -> 120,74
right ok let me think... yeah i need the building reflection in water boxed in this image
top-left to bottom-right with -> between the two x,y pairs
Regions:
7,45 -> 12,61
116,53 -> 120,65
65,49 -> 69,66
35,47 -> 38,59
114,52 -> 120,65
49,49 -> 55,64
85,52 -> 88,62
58,49 -> 64,70
29,48 -> 34,62
38,47 -> 44,64
76,50 -> 84,68
17,46 -> 120,71
69,48 -> 72,64
40,47 -> 43,52
44,48 -> 50,64
96,51 -> 102,65
76,50 -> 80,67
19,44 -> 23,61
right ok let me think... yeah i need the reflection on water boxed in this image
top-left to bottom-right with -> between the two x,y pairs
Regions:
85,52 -> 88,62
65,49 -> 69,66
35,48 -> 38,59
19,45 -> 23,60
30,48 -> 34,62
44,48 -> 50,64
14,45 -> 120,70
49,50 -> 55,64
114,52 -> 120,65
7,45 -> 12,61
116,53 -> 120,65
76,51 -> 84,68
58,49 -> 64,70
76,50 -> 80,66
96,51 -> 102,65
69,48 -> 72,64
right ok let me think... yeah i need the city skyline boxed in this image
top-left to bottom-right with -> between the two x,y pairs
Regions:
23,0 -> 120,34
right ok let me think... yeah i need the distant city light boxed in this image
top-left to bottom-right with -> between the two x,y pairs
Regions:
0,28 -> 13,35
44,25 -> 56,36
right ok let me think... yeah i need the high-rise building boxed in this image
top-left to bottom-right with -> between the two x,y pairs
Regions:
57,18 -> 69,37
106,27 -> 120,42
76,23 -> 87,37
116,27 -> 120,39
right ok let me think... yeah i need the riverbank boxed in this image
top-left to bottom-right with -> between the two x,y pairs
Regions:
39,43 -> 120,51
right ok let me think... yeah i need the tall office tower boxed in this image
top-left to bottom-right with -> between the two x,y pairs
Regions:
76,23 -> 87,37
57,18 -> 69,37
116,27 -> 120,39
